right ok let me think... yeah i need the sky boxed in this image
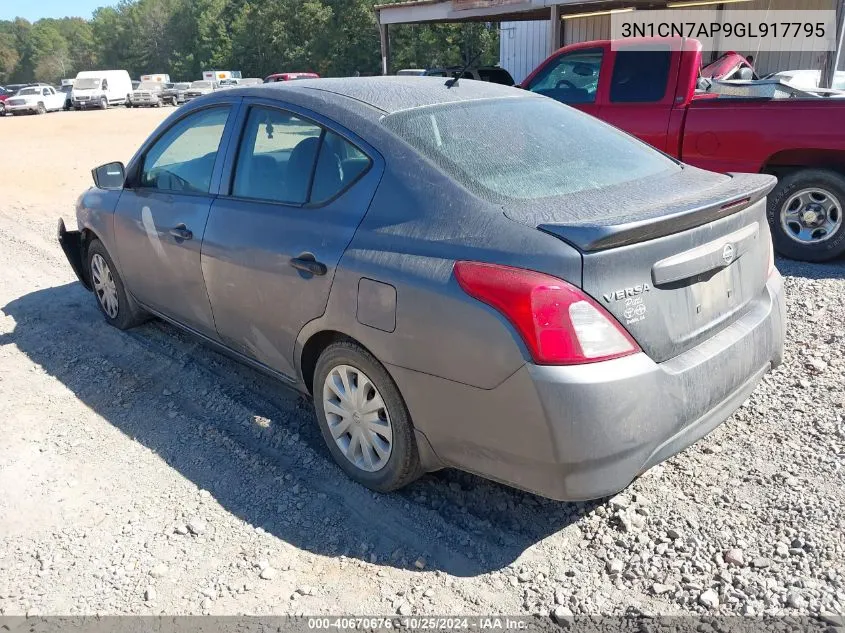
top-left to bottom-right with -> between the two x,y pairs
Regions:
1,0 -> 111,22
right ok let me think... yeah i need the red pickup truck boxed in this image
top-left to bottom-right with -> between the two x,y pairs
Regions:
522,38 -> 845,262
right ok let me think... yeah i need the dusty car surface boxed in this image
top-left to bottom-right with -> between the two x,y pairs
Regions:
58,77 -> 785,501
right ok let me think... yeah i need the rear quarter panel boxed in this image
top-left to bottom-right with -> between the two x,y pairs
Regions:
681,99 -> 845,173
296,155 -> 583,391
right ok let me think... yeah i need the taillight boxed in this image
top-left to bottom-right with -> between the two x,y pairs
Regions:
453,261 -> 640,365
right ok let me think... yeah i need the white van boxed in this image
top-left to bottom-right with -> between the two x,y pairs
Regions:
140,73 -> 171,84
71,70 -> 133,109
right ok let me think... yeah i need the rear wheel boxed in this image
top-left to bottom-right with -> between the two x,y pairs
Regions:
87,240 -> 147,330
313,340 -> 423,492
768,169 -> 845,262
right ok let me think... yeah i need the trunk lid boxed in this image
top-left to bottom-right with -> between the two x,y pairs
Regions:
504,169 -> 776,363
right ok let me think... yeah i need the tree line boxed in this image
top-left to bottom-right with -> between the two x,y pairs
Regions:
0,0 -> 501,84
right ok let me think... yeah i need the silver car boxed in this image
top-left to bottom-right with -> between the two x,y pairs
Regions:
58,78 -> 785,500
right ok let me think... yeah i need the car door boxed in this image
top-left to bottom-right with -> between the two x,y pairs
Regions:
201,101 -> 382,378
113,103 -> 239,337
596,47 -> 677,152
42,87 -> 57,110
524,47 -> 605,118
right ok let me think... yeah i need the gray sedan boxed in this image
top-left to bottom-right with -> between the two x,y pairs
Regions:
58,78 -> 785,501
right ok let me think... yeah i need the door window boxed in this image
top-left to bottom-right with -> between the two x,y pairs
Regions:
232,106 -> 371,205
527,48 -> 603,104
610,49 -> 671,103
141,107 -> 230,194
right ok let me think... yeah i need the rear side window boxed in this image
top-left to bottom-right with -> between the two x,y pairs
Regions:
610,49 -> 671,103
382,97 -> 680,202
232,106 -> 371,205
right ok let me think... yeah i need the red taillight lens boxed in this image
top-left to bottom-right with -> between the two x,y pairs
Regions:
453,261 -> 640,365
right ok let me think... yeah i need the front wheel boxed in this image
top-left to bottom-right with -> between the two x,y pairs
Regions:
767,168 -> 845,262
313,340 -> 423,493
99,97 -> 108,110
36,102 -> 46,115
87,240 -> 147,330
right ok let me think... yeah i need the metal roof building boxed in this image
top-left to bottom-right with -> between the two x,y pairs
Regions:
375,0 -> 844,85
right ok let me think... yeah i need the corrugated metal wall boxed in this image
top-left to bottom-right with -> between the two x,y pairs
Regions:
729,0 -> 836,75
500,20 -> 552,84
549,0 -> 839,76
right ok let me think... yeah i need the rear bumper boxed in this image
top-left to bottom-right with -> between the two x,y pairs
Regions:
391,272 -> 786,501
58,219 -> 91,290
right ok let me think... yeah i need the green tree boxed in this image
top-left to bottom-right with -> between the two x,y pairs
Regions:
0,34 -> 19,82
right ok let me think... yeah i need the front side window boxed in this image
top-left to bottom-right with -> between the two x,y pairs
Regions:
232,106 -> 370,205
610,49 -> 671,103
382,97 -> 680,202
527,49 -> 603,104
141,107 -> 230,193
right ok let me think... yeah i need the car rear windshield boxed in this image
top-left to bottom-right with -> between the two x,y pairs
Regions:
381,97 -> 681,202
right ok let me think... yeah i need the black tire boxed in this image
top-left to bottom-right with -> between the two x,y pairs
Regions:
36,102 -> 46,115
86,240 -> 147,330
99,97 -> 108,110
313,340 -> 423,493
767,168 -> 845,262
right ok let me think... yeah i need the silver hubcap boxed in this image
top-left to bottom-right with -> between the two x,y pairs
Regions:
91,253 -> 119,319
322,364 -> 393,472
780,187 -> 842,244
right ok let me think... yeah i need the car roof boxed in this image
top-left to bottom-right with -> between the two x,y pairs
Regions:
236,76 -> 529,115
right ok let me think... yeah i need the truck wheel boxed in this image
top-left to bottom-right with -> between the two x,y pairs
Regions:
313,340 -> 423,493
768,169 -> 845,262
36,102 -> 46,115
99,97 -> 108,110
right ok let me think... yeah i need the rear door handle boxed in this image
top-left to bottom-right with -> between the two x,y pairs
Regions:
169,225 -> 193,241
290,255 -> 327,276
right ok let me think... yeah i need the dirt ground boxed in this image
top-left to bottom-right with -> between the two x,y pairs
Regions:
0,107 -> 843,619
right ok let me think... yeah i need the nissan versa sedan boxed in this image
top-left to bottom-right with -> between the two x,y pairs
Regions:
58,78 -> 785,501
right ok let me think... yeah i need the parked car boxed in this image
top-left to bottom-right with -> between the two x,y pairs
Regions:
128,81 -> 165,107
183,80 -> 216,102
58,77 -> 784,501
72,70 -> 133,109
4,83 -> 30,94
396,69 -> 425,76
4,85 -> 66,115
161,82 -> 191,106
424,66 -> 515,85
522,38 -> 845,262
765,69 -> 845,92
0,85 -> 12,115
264,72 -> 320,82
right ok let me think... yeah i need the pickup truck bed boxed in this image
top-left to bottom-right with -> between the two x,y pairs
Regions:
522,37 -> 845,262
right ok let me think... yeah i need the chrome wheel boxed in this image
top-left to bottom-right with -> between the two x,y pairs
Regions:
780,187 -> 842,244
91,253 -> 119,319
322,364 -> 393,472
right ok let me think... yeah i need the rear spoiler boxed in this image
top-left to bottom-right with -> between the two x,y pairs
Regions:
538,173 -> 776,253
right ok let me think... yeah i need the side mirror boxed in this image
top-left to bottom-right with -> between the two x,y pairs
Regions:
92,162 -> 125,190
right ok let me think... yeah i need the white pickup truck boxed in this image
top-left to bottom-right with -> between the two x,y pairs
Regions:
5,85 -> 66,115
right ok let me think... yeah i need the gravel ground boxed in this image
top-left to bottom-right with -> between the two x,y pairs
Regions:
0,109 -> 843,620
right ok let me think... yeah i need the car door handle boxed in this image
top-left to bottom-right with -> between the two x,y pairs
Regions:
169,225 -> 192,241
290,256 -> 327,276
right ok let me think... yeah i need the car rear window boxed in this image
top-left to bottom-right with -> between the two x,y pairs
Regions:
381,97 -> 680,202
